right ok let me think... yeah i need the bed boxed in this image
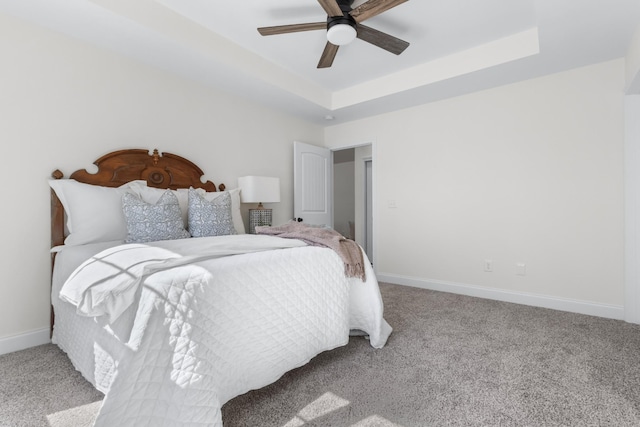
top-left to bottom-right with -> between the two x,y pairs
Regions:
49,148 -> 392,427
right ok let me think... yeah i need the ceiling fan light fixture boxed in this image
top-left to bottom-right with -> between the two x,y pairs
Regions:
327,23 -> 357,46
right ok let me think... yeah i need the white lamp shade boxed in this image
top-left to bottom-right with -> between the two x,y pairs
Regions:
238,176 -> 281,204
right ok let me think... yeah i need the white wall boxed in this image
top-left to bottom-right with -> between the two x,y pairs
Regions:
624,94 -> 640,323
624,26 -> 640,324
325,59 -> 626,316
626,24 -> 640,93
0,12 -> 322,350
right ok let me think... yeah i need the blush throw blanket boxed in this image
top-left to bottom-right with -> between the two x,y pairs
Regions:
255,222 -> 366,281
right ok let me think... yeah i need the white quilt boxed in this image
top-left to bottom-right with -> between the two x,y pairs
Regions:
56,235 -> 391,426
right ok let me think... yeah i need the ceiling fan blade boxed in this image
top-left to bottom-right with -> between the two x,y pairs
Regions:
258,22 -> 326,36
357,24 -> 409,55
350,0 -> 408,23
318,42 -> 339,68
317,0 -> 344,17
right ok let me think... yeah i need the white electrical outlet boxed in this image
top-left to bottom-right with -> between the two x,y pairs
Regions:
516,263 -> 526,276
484,259 -> 493,272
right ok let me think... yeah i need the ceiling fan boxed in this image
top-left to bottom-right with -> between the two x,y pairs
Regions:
258,0 -> 410,69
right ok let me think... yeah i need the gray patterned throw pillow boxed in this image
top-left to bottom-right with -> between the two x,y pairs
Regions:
188,188 -> 237,237
122,191 -> 191,243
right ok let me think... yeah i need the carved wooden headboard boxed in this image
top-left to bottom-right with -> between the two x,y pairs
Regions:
50,148 -> 225,248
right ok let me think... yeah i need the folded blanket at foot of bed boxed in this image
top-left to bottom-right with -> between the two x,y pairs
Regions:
256,222 -> 366,281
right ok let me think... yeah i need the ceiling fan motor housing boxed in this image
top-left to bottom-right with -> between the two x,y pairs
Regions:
327,0 -> 356,27
327,0 -> 357,44
327,14 -> 357,31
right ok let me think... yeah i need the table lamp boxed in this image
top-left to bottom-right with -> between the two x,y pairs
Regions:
238,176 -> 281,233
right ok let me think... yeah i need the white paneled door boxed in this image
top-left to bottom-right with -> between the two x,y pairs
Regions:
293,141 -> 332,227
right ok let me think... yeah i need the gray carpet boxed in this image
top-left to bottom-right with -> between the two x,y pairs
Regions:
2,283 -> 640,426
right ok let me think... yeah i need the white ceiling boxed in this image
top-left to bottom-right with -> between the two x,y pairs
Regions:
1,0 -> 639,125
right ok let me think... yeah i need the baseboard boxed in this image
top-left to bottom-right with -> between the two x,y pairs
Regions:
0,328 -> 50,356
377,273 -> 625,321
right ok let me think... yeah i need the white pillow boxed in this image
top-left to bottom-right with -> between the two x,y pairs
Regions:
193,188 -> 245,234
49,179 -> 131,246
126,181 -> 190,228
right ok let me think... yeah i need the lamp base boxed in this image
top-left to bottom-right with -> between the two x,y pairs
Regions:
249,208 -> 272,234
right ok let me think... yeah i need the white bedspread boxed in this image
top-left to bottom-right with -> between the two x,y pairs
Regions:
59,235 -> 309,322
56,235 -> 391,426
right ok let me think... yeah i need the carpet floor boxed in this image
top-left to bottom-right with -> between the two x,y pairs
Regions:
1,283 -> 639,426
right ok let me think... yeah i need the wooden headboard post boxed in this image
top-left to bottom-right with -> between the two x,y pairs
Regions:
49,148 -> 225,335
50,169 -> 65,336
51,169 -> 65,248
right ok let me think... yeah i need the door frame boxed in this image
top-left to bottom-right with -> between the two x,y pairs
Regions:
364,157 -> 373,262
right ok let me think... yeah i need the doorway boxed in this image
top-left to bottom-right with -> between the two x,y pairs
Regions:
332,144 -> 373,261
